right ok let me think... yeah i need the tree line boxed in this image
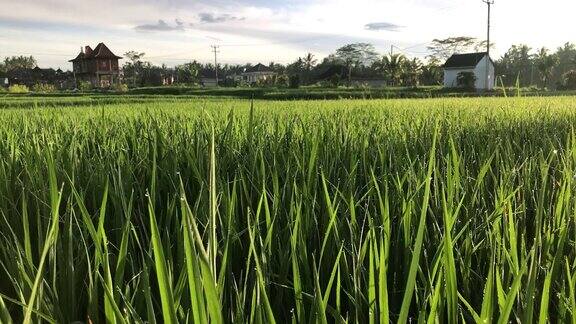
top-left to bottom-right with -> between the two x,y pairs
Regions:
2,36 -> 576,90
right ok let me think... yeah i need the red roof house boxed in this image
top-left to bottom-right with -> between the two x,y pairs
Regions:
70,43 -> 122,88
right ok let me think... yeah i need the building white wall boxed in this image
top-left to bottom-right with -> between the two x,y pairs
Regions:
473,56 -> 495,90
443,55 -> 495,90
443,68 -> 473,88
242,72 -> 276,84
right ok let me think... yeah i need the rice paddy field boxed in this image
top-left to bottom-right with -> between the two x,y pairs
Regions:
0,96 -> 576,323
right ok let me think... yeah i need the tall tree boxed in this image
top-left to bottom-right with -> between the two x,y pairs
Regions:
286,57 -> 305,77
373,53 -> 406,86
302,53 -> 317,84
420,57 -> 443,85
401,58 -> 423,87
3,55 -> 37,71
536,47 -> 559,88
427,37 -> 477,61
495,44 -> 534,86
176,61 -> 200,84
473,40 -> 496,53
123,51 -> 146,86
302,53 -> 317,71
334,43 -> 378,84
551,42 -> 576,85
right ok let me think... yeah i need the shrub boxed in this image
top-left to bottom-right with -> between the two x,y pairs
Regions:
289,74 -> 301,89
114,83 -> 129,93
8,84 -> 29,94
275,74 -> 289,88
563,70 -> 576,90
32,83 -> 57,93
79,81 -> 92,91
329,74 -> 341,88
256,77 -> 275,88
222,78 -> 239,87
457,72 -> 476,89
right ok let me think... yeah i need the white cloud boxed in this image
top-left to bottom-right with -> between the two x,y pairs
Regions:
0,0 -> 574,68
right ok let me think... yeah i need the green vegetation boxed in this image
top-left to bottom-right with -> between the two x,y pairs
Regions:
32,83 -> 57,93
3,86 -> 576,106
8,84 -> 30,94
0,97 -> 576,323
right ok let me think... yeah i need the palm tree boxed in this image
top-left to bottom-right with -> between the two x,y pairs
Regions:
401,58 -> 423,87
302,53 -> 317,71
301,53 -> 317,85
374,54 -> 406,86
536,48 -> 559,88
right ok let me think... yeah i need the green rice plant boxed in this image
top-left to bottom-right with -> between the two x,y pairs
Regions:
0,96 -> 573,322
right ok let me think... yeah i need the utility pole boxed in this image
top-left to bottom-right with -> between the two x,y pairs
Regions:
483,0 -> 494,90
211,45 -> 220,86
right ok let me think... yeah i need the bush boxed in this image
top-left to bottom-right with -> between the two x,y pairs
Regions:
114,83 -> 129,93
329,74 -> 341,88
289,75 -> 300,89
457,72 -> 476,89
256,77 -> 275,88
79,81 -> 92,91
8,84 -> 29,94
563,70 -> 576,90
275,75 -> 289,88
222,78 -> 239,87
32,83 -> 56,93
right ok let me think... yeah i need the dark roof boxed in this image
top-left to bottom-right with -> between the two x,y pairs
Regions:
85,46 -> 93,57
244,63 -> 273,73
443,52 -> 489,69
69,52 -> 85,62
69,42 -> 122,62
92,43 -> 122,59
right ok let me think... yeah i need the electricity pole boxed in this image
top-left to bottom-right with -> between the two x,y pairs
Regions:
483,0 -> 494,90
211,45 -> 220,86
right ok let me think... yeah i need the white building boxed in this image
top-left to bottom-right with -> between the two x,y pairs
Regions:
241,63 -> 276,84
443,52 -> 495,90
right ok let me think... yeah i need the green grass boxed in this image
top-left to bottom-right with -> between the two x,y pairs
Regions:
3,85 -> 576,104
0,96 -> 575,323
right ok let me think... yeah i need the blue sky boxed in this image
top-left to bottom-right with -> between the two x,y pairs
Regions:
0,0 -> 574,69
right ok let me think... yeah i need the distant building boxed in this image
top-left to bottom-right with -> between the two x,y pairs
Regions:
69,43 -> 122,88
242,63 -> 276,84
443,52 -> 495,90
6,67 -> 74,89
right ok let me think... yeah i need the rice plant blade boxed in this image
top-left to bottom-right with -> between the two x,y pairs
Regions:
398,122 -> 438,324
496,266 -> 525,324
23,154 -> 61,324
148,198 -> 178,323
0,294 -> 12,324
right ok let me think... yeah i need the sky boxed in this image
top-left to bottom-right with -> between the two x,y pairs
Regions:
0,0 -> 574,69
